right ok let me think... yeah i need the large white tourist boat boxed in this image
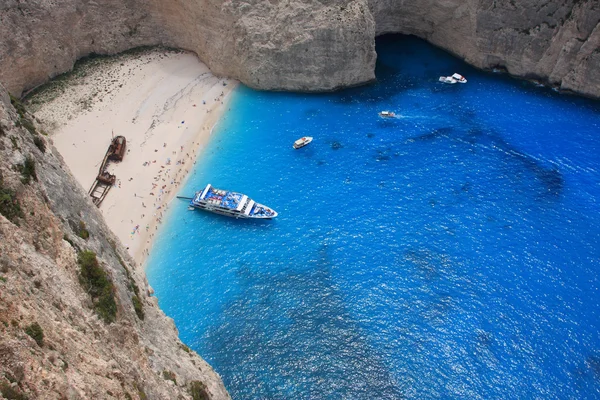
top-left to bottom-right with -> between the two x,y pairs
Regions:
189,184 -> 278,219
379,110 -> 396,118
293,136 -> 313,149
439,73 -> 467,84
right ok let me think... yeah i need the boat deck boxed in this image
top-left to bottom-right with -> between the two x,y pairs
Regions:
194,184 -> 246,210
191,183 -> 277,218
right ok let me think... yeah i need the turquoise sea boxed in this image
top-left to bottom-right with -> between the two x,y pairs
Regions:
146,35 -> 600,399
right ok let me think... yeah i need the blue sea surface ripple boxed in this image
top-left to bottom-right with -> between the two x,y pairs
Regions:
146,35 -> 600,399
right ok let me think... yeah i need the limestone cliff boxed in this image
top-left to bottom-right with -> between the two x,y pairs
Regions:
0,84 -> 229,399
0,0 -> 598,98
370,0 -> 600,99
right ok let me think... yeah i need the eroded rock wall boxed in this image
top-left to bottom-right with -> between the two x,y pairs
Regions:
0,84 -> 229,399
0,0 -> 164,97
0,0 -> 598,97
370,0 -> 600,98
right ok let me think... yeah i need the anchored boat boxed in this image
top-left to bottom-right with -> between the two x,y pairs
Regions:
439,73 -> 467,84
379,111 -> 396,118
188,184 -> 278,219
293,136 -> 313,149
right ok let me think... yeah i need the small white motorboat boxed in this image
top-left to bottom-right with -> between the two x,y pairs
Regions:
379,111 -> 396,118
293,136 -> 313,149
451,73 -> 467,83
439,76 -> 457,84
439,73 -> 467,84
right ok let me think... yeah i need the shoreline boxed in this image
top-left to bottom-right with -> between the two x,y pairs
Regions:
134,91 -> 235,266
28,48 -> 237,267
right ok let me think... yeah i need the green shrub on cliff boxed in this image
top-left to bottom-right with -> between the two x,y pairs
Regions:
77,220 -> 89,240
77,251 -> 117,323
189,381 -> 210,400
33,136 -> 45,153
132,294 -> 144,320
0,381 -> 28,400
119,256 -> 144,320
19,156 -> 37,185
24,322 -> 44,347
0,175 -> 23,224
162,370 -> 177,384
10,94 -> 38,136
10,94 -> 27,119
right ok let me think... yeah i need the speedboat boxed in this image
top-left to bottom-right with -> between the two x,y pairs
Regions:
379,111 -> 396,118
439,76 -> 457,84
451,73 -> 467,83
293,136 -> 313,149
439,73 -> 467,84
189,184 -> 278,219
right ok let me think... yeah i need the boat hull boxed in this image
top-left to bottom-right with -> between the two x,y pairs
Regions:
189,184 -> 278,219
190,203 -> 277,219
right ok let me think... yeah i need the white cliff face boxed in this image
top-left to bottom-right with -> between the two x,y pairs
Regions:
129,0 -> 377,92
0,0 -> 598,98
223,0 -> 377,91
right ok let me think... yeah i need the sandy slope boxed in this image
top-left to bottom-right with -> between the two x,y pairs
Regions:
30,48 -> 237,265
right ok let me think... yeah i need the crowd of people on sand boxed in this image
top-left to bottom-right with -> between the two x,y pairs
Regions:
122,135 -> 203,260
105,80 -> 232,262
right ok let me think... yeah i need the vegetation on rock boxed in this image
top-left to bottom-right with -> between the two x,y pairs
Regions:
9,94 -> 28,119
189,380 -> 210,400
77,220 -> 89,240
119,255 -> 144,320
33,136 -> 45,153
77,250 -> 117,323
132,294 -> 144,320
0,175 -> 23,224
19,156 -> 37,185
162,370 -> 177,385
0,381 -> 29,400
24,322 -> 44,346
10,94 -> 37,136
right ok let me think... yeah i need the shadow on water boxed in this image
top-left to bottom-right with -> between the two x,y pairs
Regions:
374,146 -> 399,162
406,124 -> 564,198
569,351 -> 600,394
586,353 -> 600,380
330,141 -> 344,150
334,56 -> 420,106
202,243 -> 404,399
407,127 -> 454,143
404,248 -> 452,282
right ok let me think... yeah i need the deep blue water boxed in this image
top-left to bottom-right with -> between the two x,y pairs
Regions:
146,35 -> 600,399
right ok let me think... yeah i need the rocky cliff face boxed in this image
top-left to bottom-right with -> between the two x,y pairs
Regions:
0,0 -> 598,98
370,0 -> 600,98
0,84 -> 229,399
0,0 -> 165,98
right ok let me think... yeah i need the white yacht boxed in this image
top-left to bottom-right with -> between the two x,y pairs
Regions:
439,73 -> 467,84
189,184 -> 278,219
293,136 -> 313,149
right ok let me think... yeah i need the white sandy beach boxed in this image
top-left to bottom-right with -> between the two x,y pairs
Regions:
30,49 -> 237,265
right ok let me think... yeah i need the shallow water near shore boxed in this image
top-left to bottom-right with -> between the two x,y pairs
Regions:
146,35 -> 600,399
